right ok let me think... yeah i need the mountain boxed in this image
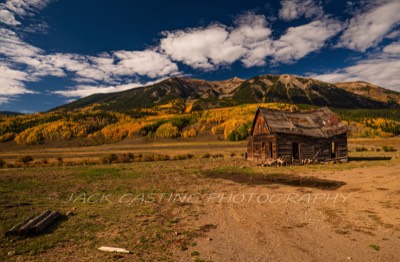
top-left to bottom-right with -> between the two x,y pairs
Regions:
335,81 -> 400,107
52,74 -> 397,112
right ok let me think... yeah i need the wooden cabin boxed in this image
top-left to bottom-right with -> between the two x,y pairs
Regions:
246,107 -> 348,164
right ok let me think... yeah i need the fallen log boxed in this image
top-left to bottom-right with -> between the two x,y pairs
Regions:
5,222 -> 25,237
32,211 -> 62,234
19,210 -> 51,235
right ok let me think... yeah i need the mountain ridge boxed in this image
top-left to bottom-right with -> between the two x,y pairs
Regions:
52,74 -> 400,112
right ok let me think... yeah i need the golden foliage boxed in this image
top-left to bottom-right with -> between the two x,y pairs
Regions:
181,128 -> 198,138
155,123 -> 180,138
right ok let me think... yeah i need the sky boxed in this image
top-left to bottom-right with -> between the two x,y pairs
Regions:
0,0 -> 400,113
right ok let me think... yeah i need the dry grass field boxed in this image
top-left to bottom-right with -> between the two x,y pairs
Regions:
0,137 -> 400,261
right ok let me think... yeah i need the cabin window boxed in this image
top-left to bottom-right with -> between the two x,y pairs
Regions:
261,142 -> 265,148
258,123 -> 261,133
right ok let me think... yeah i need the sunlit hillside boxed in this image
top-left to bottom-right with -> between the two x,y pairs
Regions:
1,102 -> 399,146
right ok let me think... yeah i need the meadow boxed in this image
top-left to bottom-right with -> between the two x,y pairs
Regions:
0,137 -> 400,261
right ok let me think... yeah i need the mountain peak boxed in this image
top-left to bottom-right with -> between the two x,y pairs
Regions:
52,74 -> 398,112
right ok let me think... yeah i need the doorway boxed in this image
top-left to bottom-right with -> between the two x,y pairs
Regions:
292,142 -> 299,159
269,142 -> 273,158
331,142 -> 336,158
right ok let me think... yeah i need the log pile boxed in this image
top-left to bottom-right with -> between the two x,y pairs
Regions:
261,156 -> 347,166
5,210 -> 62,237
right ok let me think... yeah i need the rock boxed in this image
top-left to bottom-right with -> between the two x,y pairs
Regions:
7,251 -> 15,256
207,238 -> 213,241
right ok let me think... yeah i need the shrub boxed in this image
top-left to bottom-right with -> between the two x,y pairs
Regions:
181,128 -> 198,138
230,152 -> 236,157
355,146 -> 368,152
154,154 -> 170,161
141,154 -> 155,162
173,153 -> 194,160
17,155 -> 34,164
5,163 -> 14,168
100,153 -> 118,164
212,153 -> 224,158
382,145 -> 397,152
227,130 -> 240,141
117,153 -> 133,163
56,157 -> 63,165
0,159 -> 5,168
155,123 -> 180,138
202,153 -> 211,159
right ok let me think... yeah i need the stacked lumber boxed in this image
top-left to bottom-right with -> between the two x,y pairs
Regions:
5,210 -> 62,237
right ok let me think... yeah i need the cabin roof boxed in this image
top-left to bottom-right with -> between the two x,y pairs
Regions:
252,107 -> 348,138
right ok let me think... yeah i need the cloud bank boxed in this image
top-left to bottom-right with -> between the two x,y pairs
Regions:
1,0 -> 400,105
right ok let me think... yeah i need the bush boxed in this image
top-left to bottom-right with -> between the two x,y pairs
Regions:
230,152 -> 236,157
227,130 -> 240,141
0,159 -> 5,168
100,153 -> 118,164
355,146 -> 368,152
117,153 -> 133,163
181,128 -> 198,138
56,157 -> 63,164
155,123 -> 180,138
382,146 -> 397,152
141,154 -> 155,162
17,155 -> 34,164
154,154 -> 170,161
173,153 -> 194,160
202,153 -> 211,159
212,153 -> 224,158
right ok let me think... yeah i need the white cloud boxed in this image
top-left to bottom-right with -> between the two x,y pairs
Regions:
0,28 -> 43,59
160,24 -> 239,70
53,83 -> 143,98
337,0 -> 400,51
112,50 -> 179,78
311,45 -> 400,91
386,30 -> 400,39
272,19 -> 342,63
383,42 -> 400,54
0,96 -> 11,104
0,64 -> 36,105
231,13 -> 274,67
278,0 -> 324,21
52,78 -> 169,98
160,13 -> 275,69
0,0 -> 54,26
0,9 -> 20,25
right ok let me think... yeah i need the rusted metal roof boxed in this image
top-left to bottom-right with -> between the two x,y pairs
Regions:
256,107 -> 348,138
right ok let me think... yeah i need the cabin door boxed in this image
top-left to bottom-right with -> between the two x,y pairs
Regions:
292,143 -> 299,160
331,142 -> 337,158
261,142 -> 266,160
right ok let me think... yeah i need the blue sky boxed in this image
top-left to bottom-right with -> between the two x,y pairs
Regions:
0,0 -> 400,113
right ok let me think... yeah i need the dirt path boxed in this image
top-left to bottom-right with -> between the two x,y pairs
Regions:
185,164 -> 400,261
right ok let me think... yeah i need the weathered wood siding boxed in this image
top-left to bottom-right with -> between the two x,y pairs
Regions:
275,133 -> 347,161
247,108 -> 348,164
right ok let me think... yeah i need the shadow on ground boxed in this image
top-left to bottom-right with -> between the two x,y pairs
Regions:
349,156 -> 391,161
204,170 -> 346,190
